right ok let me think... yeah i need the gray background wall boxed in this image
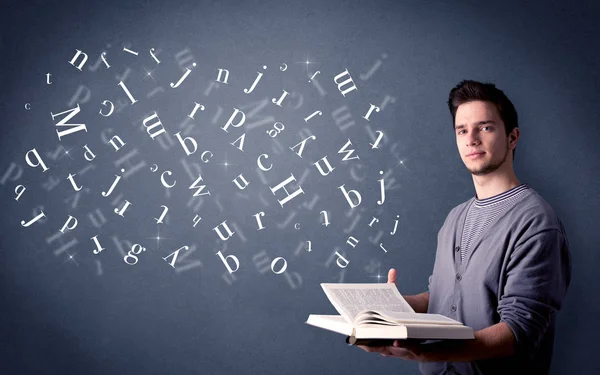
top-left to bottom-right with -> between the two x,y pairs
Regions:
1,0 -> 599,374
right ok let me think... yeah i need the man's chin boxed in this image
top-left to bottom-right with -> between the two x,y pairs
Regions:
467,164 -> 499,176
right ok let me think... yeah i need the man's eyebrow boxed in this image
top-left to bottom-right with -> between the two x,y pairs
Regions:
454,120 -> 496,129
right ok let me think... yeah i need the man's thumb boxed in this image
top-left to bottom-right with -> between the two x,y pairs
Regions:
388,268 -> 397,284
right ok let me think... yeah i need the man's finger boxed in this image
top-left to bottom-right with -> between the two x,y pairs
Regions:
388,268 -> 397,284
356,345 -> 383,353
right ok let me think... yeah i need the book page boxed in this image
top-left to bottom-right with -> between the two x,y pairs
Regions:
356,311 -> 463,326
320,283 -> 415,324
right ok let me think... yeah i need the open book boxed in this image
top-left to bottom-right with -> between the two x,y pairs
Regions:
306,283 -> 474,344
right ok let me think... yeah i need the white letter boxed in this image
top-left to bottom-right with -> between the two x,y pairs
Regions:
290,135 -> 316,158
51,103 -> 87,141
14,185 -> 26,201
67,173 -> 82,191
271,257 -> 287,274
269,174 -> 305,207
216,250 -> 239,273
174,131 -> 198,156
257,154 -> 272,171
163,246 -> 190,268
99,100 -> 115,117
313,156 -> 335,176
213,221 -> 235,241
60,215 -> 78,233
69,49 -> 88,71
142,112 -> 166,139
221,108 -> 246,133
25,148 -> 49,172
21,210 -> 46,227
333,69 -> 357,97
363,103 -> 380,121
338,184 -> 362,209
83,144 -> 96,161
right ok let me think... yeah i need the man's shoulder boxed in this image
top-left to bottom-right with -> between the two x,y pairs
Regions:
511,188 -> 564,228
498,187 -> 569,246
443,187 -> 565,231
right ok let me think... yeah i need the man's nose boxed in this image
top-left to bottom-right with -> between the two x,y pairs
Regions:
467,132 -> 480,146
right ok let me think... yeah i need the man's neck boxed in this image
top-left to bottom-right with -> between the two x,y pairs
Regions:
472,170 -> 521,200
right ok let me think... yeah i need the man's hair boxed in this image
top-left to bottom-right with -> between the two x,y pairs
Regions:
448,80 -> 518,160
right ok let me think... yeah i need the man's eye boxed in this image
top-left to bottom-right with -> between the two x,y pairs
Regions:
482,126 -> 491,131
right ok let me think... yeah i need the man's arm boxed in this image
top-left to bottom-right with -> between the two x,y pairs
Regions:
388,268 -> 429,314
404,292 -> 430,314
419,321 -> 515,362
363,321 -> 516,362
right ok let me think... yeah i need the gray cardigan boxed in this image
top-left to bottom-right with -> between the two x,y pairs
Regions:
419,188 -> 572,375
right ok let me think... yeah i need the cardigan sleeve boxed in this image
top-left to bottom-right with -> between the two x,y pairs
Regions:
497,229 -> 571,360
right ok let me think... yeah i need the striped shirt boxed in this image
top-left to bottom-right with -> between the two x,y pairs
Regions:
460,184 -> 530,264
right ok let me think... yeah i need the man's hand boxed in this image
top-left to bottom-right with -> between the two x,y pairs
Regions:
357,323 -> 516,363
388,268 -> 397,284
356,269 -> 430,360
356,340 -> 428,361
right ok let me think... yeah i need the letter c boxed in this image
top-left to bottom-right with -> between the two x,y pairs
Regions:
257,154 -> 273,171
25,103 -> 31,110
160,171 -> 176,188
294,223 -> 300,230
201,150 -> 213,163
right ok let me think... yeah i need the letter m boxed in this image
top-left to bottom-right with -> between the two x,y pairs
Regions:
51,103 -> 87,141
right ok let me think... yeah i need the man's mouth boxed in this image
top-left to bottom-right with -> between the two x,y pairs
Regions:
467,152 -> 485,158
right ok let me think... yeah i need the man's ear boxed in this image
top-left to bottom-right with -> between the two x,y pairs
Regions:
509,128 -> 520,148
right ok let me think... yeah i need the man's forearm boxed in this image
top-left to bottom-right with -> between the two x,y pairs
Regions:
422,322 -> 516,362
404,292 -> 429,313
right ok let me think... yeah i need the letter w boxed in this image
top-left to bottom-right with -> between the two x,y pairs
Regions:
51,103 -> 87,141
189,175 -> 211,197
338,139 -> 360,161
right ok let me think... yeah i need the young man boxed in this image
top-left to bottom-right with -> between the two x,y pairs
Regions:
358,80 -> 571,374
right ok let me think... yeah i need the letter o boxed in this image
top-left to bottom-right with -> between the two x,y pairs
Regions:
271,257 -> 288,274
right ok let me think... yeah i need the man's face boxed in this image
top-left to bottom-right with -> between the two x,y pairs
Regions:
454,101 -> 512,176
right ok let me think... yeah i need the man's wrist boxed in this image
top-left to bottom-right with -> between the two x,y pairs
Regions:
420,338 -> 476,362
